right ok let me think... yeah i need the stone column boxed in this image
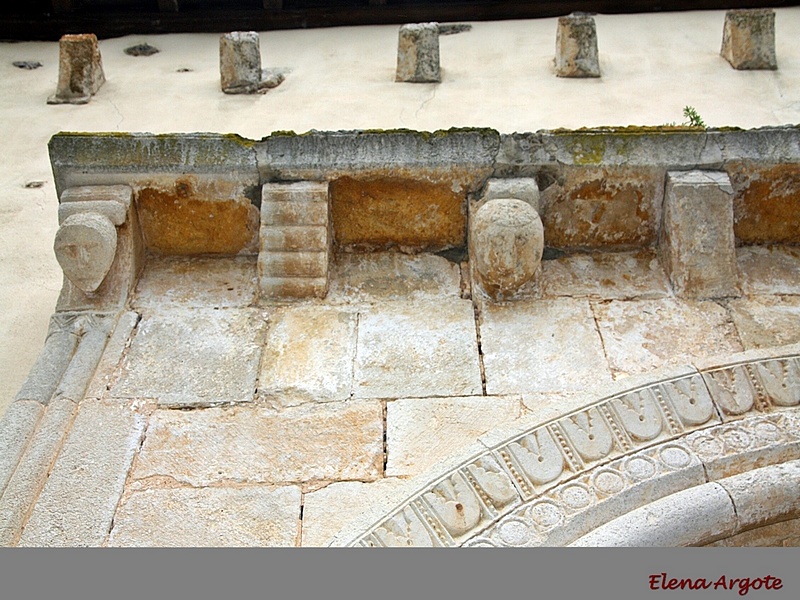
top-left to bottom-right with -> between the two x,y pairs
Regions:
469,198 -> 544,302
396,23 -> 441,83
259,182 -> 331,299
555,14 -> 600,78
660,171 -> 739,299
478,178 -> 540,212
47,34 -> 105,105
721,9 -> 777,70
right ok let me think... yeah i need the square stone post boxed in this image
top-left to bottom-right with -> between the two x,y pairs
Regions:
660,171 -> 739,299
396,23 -> 441,83
721,9 -> 777,70
555,14 -> 600,78
47,34 -> 105,105
220,31 -> 263,93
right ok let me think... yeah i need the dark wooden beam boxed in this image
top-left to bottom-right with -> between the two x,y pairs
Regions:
2,1 -> 798,41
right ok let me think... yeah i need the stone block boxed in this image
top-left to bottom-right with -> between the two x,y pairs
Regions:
258,252 -> 328,278
737,246 -> 800,295
219,31 -> 263,94
661,171 -> 738,299
85,311 -> 140,398
18,399 -> 147,546
0,398 -> 77,546
386,396 -> 522,477
110,308 -> 265,407
721,9 -> 777,70
727,296 -> 800,349
260,277 -> 328,299
479,178 -> 540,212
261,201 -> 329,226
131,401 -> 383,486
728,164 -> 800,245
470,199 -> 543,301
396,23 -> 440,83
132,256 -> 257,309
555,15 -> 600,78
353,300 -> 483,399
592,298 -> 743,378
0,401 -> 44,498
329,176 -> 466,253
479,298 -> 612,395
539,167 -> 663,251
541,249 -> 670,300
571,482 -> 736,546
109,486 -> 301,547
302,479 -> 409,547
259,306 -> 357,406
327,252 -> 461,304
47,34 -> 105,105
14,323 -> 80,404
260,226 -> 328,252
717,460 -> 800,531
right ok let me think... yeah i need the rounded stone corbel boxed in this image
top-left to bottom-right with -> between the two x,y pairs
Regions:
469,198 -> 544,301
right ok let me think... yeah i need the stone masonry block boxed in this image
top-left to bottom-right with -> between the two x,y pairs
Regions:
661,171 -> 739,299
220,31 -> 262,93
555,14 -> 600,78
259,252 -> 328,279
396,23 -> 441,83
479,177 -> 540,212
48,34 -> 105,105
721,9 -> 777,70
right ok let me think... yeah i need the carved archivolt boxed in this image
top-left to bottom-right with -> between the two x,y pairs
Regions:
333,348 -> 800,547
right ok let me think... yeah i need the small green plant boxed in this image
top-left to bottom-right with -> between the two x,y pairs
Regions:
682,106 -> 706,128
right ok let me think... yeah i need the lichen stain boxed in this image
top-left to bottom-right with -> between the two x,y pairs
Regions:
330,175 -> 466,252
730,164 -> 800,244
542,171 -> 656,250
137,177 -> 258,255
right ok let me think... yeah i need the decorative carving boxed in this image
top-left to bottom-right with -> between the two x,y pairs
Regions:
658,375 -> 717,427
609,388 -> 664,442
558,407 -> 615,463
505,428 -> 565,489
703,366 -> 757,415
753,357 -> 800,407
422,473 -> 483,539
54,213 -> 117,294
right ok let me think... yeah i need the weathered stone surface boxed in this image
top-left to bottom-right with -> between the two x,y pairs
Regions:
302,479 -> 409,547
539,167 -> 663,250
53,314 -> 115,402
386,396 -> 522,477
717,460 -> 800,531
727,296 -> 800,349
136,176 -> 260,256
220,31 -> 263,93
59,185 -> 132,226
132,401 -> 383,485
708,518 -> 800,547
729,164 -> 800,245
479,298 -> 612,395
47,34 -> 105,104
592,298 -> 743,378
259,306 -> 357,406
18,398 -> 147,547
721,9 -> 777,70
110,308 -> 266,406
0,401 -> 44,498
555,14 -> 600,78
133,256 -> 257,309
470,199 -> 544,301
85,311 -> 139,398
327,252 -> 461,304
0,398 -> 77,546
353,300 -> 482,399
330,176 -> 466,252
49,133 -> 259,200
109,486 -> 301,547
571,482 -> 736,546
256,129 -> 498,183
396,23 -> 440,83
14,322 -> 79,404
541,249 -> 670,299
737,245 -> 800,295
479,178 -> 540,212
661,171 -> 738,299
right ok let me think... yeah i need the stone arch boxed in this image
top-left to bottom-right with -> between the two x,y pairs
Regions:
328,344 -> 800,547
